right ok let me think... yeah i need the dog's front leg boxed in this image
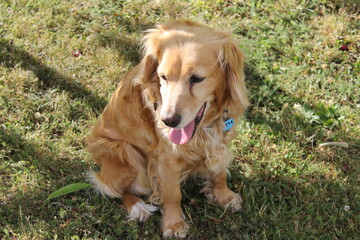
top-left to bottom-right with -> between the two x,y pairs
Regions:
158,153 -> 188,239
204,169 -> 243,212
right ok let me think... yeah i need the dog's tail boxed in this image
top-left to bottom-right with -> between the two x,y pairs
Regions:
87,170 -> 123,198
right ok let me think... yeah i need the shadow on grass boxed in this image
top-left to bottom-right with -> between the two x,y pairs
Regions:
95,16 -> 155,66
0,128 -> 90,229
0,129 -> 87,175
328,0 -> 360,14
96,33 -> 142,66
242,59 -> 359,174
0,128 -> 90,208
0,129 -> 161,239
244,61 -> 302,132
0,39 -> 107,114
173,172 -> 357,239
112,13 -> 154,34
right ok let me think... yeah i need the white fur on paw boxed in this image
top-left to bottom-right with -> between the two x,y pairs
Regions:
128,201 -> 158,222
224,193 -> 243,212
163,223 -> 189,239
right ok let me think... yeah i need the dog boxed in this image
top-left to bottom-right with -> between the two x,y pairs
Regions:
85,20 -> 249,238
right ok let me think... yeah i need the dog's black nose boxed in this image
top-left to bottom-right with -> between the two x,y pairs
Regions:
162,114 -> 181,128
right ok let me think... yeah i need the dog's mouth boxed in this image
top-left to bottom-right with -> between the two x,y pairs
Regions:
168,103 -> 206,145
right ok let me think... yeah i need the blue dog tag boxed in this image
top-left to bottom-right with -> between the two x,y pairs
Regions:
223,118 -> 234,131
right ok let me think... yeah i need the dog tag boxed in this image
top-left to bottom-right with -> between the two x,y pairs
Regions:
223,118 -> 234,131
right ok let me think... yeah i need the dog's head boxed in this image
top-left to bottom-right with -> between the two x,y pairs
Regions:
142,21 -> 249,145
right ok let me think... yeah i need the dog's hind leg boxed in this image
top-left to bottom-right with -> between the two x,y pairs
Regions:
88,154 -> 134,198
87,139 -> 157,221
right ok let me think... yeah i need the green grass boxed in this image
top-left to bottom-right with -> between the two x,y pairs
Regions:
1,0 -> 359,239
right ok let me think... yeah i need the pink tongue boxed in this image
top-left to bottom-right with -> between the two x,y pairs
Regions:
168,120 -> 195,145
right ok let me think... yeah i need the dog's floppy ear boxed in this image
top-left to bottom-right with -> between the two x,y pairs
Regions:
140,54 -> 160,108
140,27 -> 163,108
220,38 -> 249,110
142,24 -> 166,62
140,24 -> 166,83
142,55 -> 158,82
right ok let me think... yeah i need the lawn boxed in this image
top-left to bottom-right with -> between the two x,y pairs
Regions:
1,0 -> 359,239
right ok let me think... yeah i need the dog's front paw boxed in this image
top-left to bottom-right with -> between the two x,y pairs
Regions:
214,188 -> 243,212
201,186 -> 242,212
162,220 -> 189,239
223,192 -> 242,212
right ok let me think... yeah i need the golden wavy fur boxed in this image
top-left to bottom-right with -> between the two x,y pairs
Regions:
86,20 -> 249,238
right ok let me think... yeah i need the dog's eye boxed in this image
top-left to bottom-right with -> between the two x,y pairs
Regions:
190,75 -> 205,84
160,74 -> 167,81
